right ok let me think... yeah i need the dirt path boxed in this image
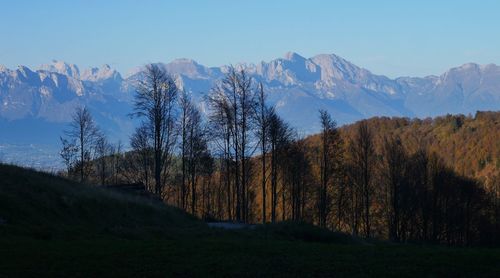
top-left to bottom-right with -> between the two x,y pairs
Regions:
207,222 -> 256,230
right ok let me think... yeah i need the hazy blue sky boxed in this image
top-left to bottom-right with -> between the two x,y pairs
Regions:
1,0 -> 499,77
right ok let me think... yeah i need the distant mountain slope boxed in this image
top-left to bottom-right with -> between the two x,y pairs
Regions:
1,52 -> 499,167
305,111 -> 500,189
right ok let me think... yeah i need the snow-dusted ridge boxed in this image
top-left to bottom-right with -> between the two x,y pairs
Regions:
0,51 -> 499,146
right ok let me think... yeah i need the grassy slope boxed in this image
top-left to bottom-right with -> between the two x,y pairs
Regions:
0,164 -> 499,277
0,163 -> 202,239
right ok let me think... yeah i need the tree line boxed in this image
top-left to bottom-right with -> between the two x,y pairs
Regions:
60,64 -> 499,246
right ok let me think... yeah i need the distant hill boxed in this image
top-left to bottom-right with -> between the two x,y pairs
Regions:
305,111 -> 500,190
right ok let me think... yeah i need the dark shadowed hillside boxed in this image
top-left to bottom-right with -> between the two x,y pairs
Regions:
0,163 -> 499,277
0,163 -> 202,239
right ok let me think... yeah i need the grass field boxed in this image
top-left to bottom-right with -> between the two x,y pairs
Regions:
0,164 -> 499,277
1,237 -> 499,277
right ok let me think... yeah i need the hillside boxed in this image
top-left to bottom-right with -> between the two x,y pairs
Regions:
0,163 -> 202,239
306,111 -> 500,190
0,164 -> 499,276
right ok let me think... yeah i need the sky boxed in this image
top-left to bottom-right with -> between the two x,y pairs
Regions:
1,0 -> 499,78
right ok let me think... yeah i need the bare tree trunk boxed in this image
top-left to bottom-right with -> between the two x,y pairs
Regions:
62,106 -> 99,183
271,140 -> 277,223
131,64 -> 178,199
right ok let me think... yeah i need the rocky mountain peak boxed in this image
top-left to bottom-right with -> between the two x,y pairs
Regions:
81,64 -> 122,82
39,60 -> 81,79
283,51 -> 306,61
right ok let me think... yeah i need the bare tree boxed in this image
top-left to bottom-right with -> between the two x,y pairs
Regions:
349,120 -> 375,237
62,106 -> 99,182
60,137 -> 78,176
236,69 -> 257,222
269,112 -> 280,223
188,102 -> 208,215
381,135 -> 407,241
179,91 -> 192,210
207,67 -> 256,222
318,110 -> 343,228
207,86 -> 234,220
130,124 -> 153,190
199,149 -> 215,219
268,111 -> 293,222
94,133 -> 112,185
179,90 -> 212,215
112,141 -> 123,185
282,139 -> 311,221
254,83 -> 273,223
131,64 -> 178,197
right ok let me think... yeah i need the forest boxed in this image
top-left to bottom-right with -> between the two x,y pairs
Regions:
59,64 -> 499,246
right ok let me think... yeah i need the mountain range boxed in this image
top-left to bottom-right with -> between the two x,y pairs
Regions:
1,52 -> 499,168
